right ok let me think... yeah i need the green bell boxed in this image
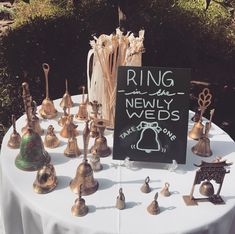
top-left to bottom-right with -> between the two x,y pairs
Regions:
15,82 -> 51,171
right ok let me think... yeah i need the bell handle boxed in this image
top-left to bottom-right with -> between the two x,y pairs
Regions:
154,192 -> 158,201
145,176 -> 150,184
82,86 -> 85,103
65,79 -> 68,93
42,63 -> 50,99
165,182 -> 170,188
11,114 -> 17,133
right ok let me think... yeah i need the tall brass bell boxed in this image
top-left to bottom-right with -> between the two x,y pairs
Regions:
58,107 -> 68,127
33,164 -> 57,194
44,125 -> 60,148
71,185 -> 89,217
60,79 -> 74,109
147,192 -> 160,215
140,176 -> 151,193
90,119 -> 111,157
199,180 -> 214,197
116,188 -> 125,210
160,182 -> 171,197
70,120 -> 98,195
76,86 -> 88,121
22,100 -> 44,135
15,83 -> 51,171
8,115 -> 21,149
188,121 -> 204,140
60,114 -> 79,138
39,63 -> 58,119
191,122 -> 212,157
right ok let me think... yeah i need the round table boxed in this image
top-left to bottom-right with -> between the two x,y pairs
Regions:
1,95 -> 235,234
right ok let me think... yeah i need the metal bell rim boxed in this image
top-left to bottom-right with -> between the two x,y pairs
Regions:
33,177 -> 58,194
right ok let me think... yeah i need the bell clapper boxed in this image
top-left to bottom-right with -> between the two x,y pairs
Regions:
147,192 -> 160,215
7,114 -> 21,149
116,188 -> 125,210
140,176 -> 151,193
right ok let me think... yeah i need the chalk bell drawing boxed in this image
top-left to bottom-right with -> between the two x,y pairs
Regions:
136,121 -> 162,153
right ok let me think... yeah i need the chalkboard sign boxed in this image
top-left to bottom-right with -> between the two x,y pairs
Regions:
113,66 -> 190,164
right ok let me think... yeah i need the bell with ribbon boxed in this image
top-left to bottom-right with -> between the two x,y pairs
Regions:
15,82 -> 50,171
136,121 -> 162,153
7,115 -> 21,149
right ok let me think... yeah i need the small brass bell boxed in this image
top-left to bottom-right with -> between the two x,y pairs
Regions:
90,152 -> 103,172
116,188 -> 125,210
64,136 -> 81,158
76,86 -> 88,121
58,107 -> 69,127
60,114 -> 79,138
71,184 -> 89,217
140,176 -> 151,193
33,164 -> 57,194
147,192 -> 160,215
8,115 -> 21,149
191,122 -> 212,157
89,101 -> 102,138
191,108 -> 201,122
39,63 -> 58,119
70,120 -> 98,195
90,119 -> 111,157
15,83 -> 51,171
188,121 -> 204,140
44,125 -> 60,148
160,182 -> 171,197
60,79 -> 74,109
199,180 -> 214,197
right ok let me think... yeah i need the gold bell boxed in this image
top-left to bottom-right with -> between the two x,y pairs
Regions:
191,122 -> 212,157
116,188 -> 125,210
90,153 -> 103,172
70,120 -> 98,195
76,86 -> 88,121
8,115 -> 21,149
89,101 -> 102,138
60,114 -> 79,138
71,185 -> 89,217
140,176 -> 151,193
44,125 -> 60,148
33,164 -> 57,194
90,119 -> 111,157
58,107 -> 68,127
199,180 -> 214,197
60,79 -> 74,109
39,63 -> 58,119
188,121 -> 204,140
191,108 -> 201,122
147,192 -> 160,215
64,136 -> 81,158
160,182 -> 171,197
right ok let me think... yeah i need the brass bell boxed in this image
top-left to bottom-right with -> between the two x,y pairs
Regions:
191,108 -> 201,122
58,107 -> 68,127
39,63 -> 58,119
89,101 -> 102,138
15,83 -> 51,171
8,115 -> 21,149
116,188 -> 125,210
191,122 -> 212,157
22,100 -> 44,136
160,182 -> 171,197
33,164 -> 57,194
140,176 -> 151,193
60,79 -> 74,109
70,121 -> 98,195
188,121 -> 204,140
60,114 -> 79,138
64,135 -> 81,158
76,86 -> 88,121
147,192 -> 160,215
44,125 -> 60,148
199,180 -> 214,197
71,185 -> 89,217
90,152 -> 103,172
90,119 -> 111,157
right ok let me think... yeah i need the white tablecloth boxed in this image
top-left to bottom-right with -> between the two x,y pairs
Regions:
1,95 -> 235,234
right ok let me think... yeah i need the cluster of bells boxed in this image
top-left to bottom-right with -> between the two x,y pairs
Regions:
189,107 -> 215,158
7,63 -> 113,216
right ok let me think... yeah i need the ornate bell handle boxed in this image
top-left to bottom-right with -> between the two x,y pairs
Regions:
198,88 -> 212,121
42,63 -> 50,99
83,120 -> 90,161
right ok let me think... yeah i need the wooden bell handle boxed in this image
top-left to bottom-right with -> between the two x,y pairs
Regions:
42,63 -> 50,99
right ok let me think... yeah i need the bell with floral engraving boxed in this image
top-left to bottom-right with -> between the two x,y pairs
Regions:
15,82 -> 51,171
